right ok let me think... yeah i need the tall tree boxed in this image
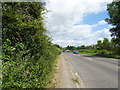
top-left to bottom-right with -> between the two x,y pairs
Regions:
106,1 -> 120,54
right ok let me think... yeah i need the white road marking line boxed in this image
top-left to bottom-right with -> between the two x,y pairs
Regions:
75,73 -> 80,88
68,61 -> 85,88
70,66 -> 80,88
116,67 -> 120,68
63,54 -> 80,88
76,83 -> 80,88
63,54 -> 85,88
71,71 -> 80,88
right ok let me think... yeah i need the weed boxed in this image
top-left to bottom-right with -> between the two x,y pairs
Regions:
72,77 -> 80,84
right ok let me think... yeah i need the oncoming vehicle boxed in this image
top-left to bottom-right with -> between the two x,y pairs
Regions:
63,50 -> 70,52
73,50 -> 79,54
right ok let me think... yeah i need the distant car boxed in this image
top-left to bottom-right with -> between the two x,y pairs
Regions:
73,50 -> 79,54
63,50 -> 67,52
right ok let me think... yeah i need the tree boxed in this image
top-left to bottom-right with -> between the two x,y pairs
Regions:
102,38 -> 110,51
66,45 -> 76,50
54,44 -> 63,50
80,45 -> 86,49
106,1 -> 120,54
86,45 -> 95,49
96,40 -> 103,50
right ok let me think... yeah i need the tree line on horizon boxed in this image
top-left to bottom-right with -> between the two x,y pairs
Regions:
65,37 -> 119,55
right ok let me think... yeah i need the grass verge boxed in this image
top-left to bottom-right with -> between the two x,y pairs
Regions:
78,49 -> 120,59
50,54 -> 61,88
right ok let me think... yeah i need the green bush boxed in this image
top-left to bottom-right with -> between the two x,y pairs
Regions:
97,50 -> 110,56
2,2 -> 60,88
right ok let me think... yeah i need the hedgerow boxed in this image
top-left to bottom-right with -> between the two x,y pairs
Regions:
2,2 -> 60,88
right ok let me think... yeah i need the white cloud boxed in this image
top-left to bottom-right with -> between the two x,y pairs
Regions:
52,28 -> 111,47
98,20 -> 107,25
92,20 -> 108,27
45,0 -> 113,47
53,39 -> 83,47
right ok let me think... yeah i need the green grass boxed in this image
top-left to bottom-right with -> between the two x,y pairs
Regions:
78,49 -> 120,59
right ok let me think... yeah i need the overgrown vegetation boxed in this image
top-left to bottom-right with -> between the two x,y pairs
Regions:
2,2 -> 60,88
106,1 -> 120,53
65,38 -> 120,59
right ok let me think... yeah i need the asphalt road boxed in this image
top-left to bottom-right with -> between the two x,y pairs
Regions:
63,52 -> 119,88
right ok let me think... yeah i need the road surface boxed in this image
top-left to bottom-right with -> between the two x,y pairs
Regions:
62,52 -> 119,88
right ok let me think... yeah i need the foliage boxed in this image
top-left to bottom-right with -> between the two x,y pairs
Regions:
2,2 -> 60,88
106,1 -> 120,54
96,40 -> 103,50
77,45 -> 86,49
54,44 -> 63,50
102,38 -> 110,51
66,45 -> 76,50
97,50 -> 110,56
96,38 -> 111,51
78,49 -> 120,59
64,38 -> 120,59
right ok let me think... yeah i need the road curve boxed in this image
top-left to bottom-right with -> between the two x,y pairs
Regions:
63,52 -> 118,88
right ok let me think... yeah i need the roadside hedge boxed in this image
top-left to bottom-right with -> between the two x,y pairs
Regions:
2,2 -> 60,88
97,50 -> 110,56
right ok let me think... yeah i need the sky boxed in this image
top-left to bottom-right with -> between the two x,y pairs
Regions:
45,0 -> 113,47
